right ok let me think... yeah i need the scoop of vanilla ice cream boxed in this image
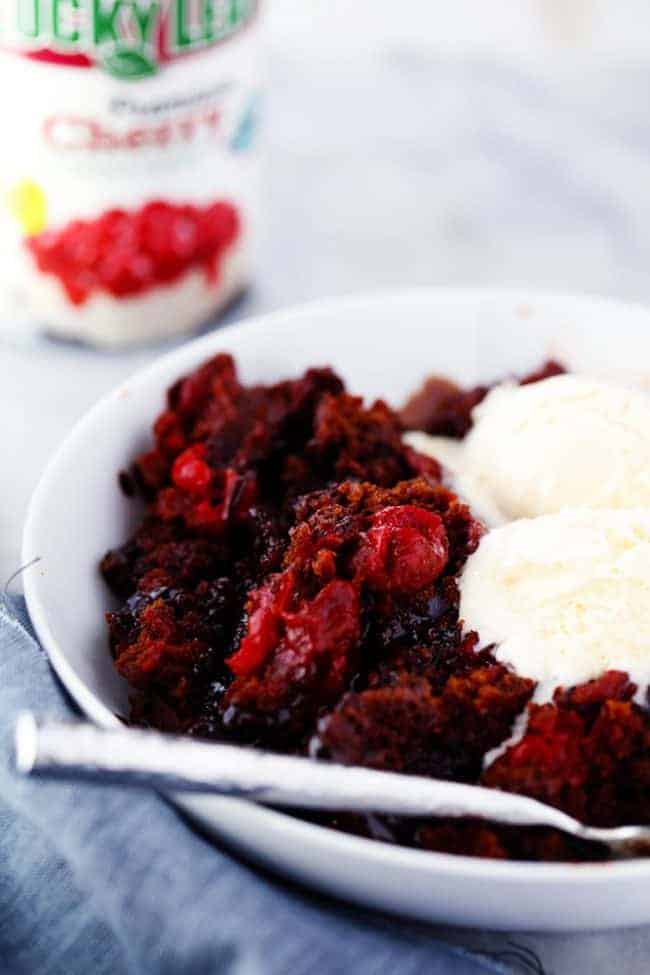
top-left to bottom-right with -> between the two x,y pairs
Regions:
458,508 -> 650,699
466,376 -> 650,519
406,375 -> 650,522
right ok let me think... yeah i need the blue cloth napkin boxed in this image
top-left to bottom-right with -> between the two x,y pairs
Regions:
0,595 -> 530,975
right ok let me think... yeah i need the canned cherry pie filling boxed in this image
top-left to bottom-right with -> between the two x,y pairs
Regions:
0,1 -> 263,346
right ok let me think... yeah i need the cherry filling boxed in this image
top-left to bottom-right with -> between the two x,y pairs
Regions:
158,450 -> 257,534
226,573 -> 361,684
354,505 -> 449,593
227,572 -> 296,678
26,198 -> 240,305
171,444 -> 213,497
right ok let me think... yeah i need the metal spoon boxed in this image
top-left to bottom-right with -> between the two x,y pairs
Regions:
14,712 -> 650,858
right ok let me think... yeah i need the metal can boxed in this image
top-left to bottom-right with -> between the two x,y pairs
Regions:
0,1 -> 263,346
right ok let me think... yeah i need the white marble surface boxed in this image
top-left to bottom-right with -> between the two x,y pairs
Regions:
4,9 -> 650,967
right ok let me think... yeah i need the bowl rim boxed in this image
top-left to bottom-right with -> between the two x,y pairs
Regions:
22,285 -> 650,888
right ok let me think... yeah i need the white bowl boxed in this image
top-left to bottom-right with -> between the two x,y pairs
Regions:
23,288 -> 650,931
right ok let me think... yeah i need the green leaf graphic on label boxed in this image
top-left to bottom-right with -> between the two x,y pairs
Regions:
102,49 -> 156,80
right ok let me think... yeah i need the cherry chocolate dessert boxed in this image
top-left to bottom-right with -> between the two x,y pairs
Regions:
102,354 -> 650,862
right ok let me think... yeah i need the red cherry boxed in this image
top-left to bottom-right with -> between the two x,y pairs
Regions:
170,207 -> 199,259
354,504 -> 449,593
171,444 -> 213,496
140,201 -> 175,260
283,580 -> 360,657
227,572 -> 295,677
61,269 -> 96,305
200,202 -> 239,249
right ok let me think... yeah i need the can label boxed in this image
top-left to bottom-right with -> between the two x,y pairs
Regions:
3,1 -> 259,78
0,1 -> 262,345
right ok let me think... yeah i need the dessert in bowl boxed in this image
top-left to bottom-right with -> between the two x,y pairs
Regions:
22,290 -> 650,929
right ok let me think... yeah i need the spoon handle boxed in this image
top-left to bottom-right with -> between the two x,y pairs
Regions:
11,712 -> 610,840
17,714 -> 648,856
